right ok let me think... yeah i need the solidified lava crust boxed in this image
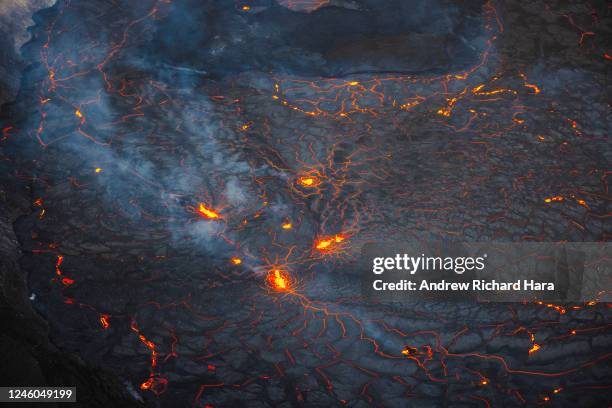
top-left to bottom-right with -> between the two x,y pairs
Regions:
0,0 -> 610,407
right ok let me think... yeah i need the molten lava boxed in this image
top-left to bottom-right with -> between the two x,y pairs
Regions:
528,343 -> 541,355
315,234 -> 346,252
267,269 -> 292,292
197,203 -> 220,219
401,346 -> 418,356
297,176 -> 320,187
272,270 -> 287,290
100,314 -> 110,329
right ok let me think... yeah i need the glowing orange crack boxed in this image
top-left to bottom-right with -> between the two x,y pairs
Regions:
100,314 -> 110,329
544,196 -> 564,203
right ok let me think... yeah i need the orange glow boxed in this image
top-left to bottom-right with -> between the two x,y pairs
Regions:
536,301 -> 566,314
139,375 -> 168,394
266,269 -> 292,292
197,203 -> 220,219
524,83 -> 541,94
75,109 -> 83,118
576,199 -> 589,209
231,257 -> 242,265
100,314 -> 110,329
298,176 -> 320,187
273,270 -> 286,289
544,196 -> 564,203
61,277 -> 75,286
315,234 -> 346,252
436,89 -> 466,117
241,5 -> 250,10
401,346 -> 417,356
528,343 -> 541,355
553,388 -> 562,394
281,222 -> 292,230
437,107 -> 451,117
55,255 -> 64,276
315,238 -> 332,250
519,72 -> 541,94
141,378 -> 153,390
480,379 -> 489,385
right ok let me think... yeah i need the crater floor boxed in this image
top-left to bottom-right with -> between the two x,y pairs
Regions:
1,0 -> 611,406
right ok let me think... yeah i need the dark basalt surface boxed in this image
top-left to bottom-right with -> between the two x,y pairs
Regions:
150,0 -> 484,77
0,0 -> 610,407
0,185 -> 143,407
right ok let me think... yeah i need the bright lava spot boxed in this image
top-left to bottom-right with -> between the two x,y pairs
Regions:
272,270 -> 286,290
95,167 -> 102,173
401,346 -> 417,356
197,203 -> 220,219
544,196 -> 564,203
315,234 -> 346,252
528,343 -> 541,355
141,379 -> 152,390
231,257 -> 242,265
281,222 -> 292,230
298,176 -> 319,187
266,269 -> 292,292
75,109 -> 83,118
61,277 -> 75,286
100,314 -> 110,329
242,5 -> 250,10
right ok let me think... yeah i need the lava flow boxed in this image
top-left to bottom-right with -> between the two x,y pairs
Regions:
196,203 -> 221,220
313,233 -> 349,256
265,268 -> 294,293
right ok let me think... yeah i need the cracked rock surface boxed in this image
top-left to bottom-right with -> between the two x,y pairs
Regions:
0,0 -> 610,407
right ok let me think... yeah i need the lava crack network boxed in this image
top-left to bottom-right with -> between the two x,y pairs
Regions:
2,0 -> 611,407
